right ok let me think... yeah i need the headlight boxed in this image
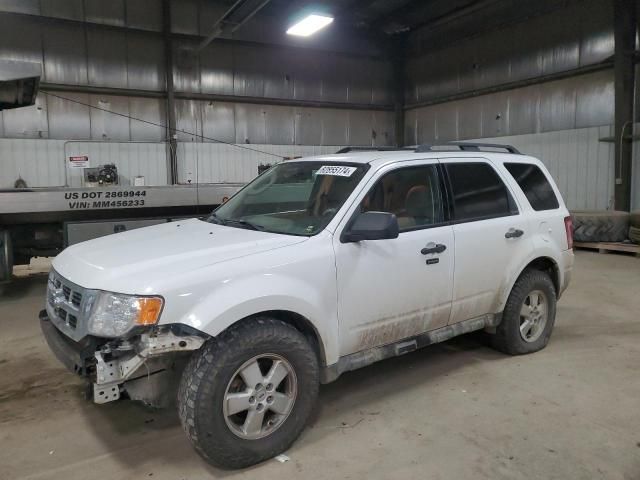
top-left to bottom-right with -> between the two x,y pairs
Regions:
87,292 -> 164,337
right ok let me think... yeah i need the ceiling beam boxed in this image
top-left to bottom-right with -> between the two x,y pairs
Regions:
196,0 -> 272,52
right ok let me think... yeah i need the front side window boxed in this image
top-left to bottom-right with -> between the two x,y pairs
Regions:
445,162 -> 517,222
504,163 -> 559,211
360,165 -> 445,231
210,161 -> 368,236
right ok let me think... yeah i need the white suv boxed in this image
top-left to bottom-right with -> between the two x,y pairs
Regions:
41,143 -> 574,468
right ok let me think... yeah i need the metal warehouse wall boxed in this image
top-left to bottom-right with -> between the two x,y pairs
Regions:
404,71 -> 614,143
403,0 -> 625,211
0,93 -> 394,145
0,1 -> 394,188
0,5 -> 393,109
405,0 -> 614,109
472,127 -> 615,211
0,138 -> 342,188
633,124 -> 640,210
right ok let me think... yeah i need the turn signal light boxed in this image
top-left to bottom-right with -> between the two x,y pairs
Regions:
136,297 -> 164,325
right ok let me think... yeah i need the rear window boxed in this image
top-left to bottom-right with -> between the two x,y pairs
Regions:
445,162 -> 517,222
504,163 -> 559,211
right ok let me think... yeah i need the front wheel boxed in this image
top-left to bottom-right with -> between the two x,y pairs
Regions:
490,269 -> 557,355
178,318 -> 319,469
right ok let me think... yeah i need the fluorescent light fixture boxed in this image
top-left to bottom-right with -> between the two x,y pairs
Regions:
286,14 -> 334,37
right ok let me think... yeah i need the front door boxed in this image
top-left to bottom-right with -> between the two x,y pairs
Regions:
333,161 -> 454,356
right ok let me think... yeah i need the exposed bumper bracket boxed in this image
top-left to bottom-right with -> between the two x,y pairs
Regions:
92,330 -> 205,404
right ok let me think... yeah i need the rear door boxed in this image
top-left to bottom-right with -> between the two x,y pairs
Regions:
443,158 -> 534,324
503,161 -> 569,251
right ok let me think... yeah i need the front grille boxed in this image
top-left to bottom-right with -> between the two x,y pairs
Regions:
71,292 -> 82,307
47,270 -> 92,341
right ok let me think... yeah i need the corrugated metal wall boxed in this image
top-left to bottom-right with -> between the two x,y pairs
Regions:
0,0 -> 632,211
471,127 -> 615,211
404,0 -> 614,108
0,1 -> 395,189
174,100 -> 395,146
0,139 -> 167,188
0,91 -> 167,141
0,138 -> 66,188
0,10 -> 393,106
404,71 -> 615,144
0,138 -> 351,188
0,92 -> 395,145
177,144 -> 343,184
0,0 -> 395,188
403,0 -> 623,211
0,0 -> 381,56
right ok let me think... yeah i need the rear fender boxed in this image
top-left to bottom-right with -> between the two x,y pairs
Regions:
494,248 -> 562,313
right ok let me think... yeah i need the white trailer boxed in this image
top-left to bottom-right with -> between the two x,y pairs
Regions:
0,183 -> 243,290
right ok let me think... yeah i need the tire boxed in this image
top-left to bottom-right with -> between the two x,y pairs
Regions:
629,226 -> 640,245
0,230 -> 13,284
178,317 -> 319,469
571,210 -> 629,242
490,269 -> 557,355
630,211 -> 640,229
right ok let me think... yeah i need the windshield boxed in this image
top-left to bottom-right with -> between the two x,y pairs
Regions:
209,161 -> 368,236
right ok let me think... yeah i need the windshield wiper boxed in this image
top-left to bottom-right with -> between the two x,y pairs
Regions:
223,218 -> 265,231
209,213 -> 264,231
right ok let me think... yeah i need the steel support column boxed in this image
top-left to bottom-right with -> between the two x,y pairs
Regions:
392,39 -> 405,147
163,0 -> 178,185
613,0 -> 636,211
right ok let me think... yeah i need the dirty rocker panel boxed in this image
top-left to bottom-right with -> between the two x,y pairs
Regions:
321,313 -> 501,383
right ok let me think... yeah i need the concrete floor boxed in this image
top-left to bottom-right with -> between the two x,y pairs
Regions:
0,251 -> 639,480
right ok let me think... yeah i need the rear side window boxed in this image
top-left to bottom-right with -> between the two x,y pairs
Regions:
504,163 -> 559,211
445,162 -> 517,222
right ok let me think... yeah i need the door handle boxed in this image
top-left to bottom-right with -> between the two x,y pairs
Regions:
505,228 -> 524,239
421,243 -> 447,255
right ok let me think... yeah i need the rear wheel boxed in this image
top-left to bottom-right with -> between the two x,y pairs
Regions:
491,269 -> 557,355
178,317 -> 319,469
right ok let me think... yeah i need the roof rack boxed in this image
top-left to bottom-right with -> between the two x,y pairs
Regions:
335,146 -> 415,154
415,142 -> 521,154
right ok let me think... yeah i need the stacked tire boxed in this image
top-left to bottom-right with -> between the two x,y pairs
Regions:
571,210 -> 630,243
630,211 -> 640,244
0,230 -> 12,296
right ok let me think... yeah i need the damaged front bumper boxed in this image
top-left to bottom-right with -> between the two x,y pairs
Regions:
39,309 -> 205,406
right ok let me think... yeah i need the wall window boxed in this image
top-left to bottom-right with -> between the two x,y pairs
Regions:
361,165 -> 444,230
445,162 -> 516,222
504,163 -> 559,211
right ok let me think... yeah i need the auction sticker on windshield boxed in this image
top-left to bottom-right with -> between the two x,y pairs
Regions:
316,165 -> 357,177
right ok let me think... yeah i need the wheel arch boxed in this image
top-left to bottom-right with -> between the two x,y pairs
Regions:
497,255 -> 561,313
224,310 -> 328,367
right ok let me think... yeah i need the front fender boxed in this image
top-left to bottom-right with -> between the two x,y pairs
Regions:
169,273 -> 339,366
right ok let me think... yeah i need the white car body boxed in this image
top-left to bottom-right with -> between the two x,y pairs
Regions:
51,150 -> 574,378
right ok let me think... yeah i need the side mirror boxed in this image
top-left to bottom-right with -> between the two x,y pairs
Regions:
341,211 -> 399,243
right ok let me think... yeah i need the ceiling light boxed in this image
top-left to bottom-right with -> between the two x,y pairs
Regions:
286,14 -> 334,37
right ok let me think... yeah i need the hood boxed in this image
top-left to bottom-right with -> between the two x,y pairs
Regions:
52,218 -> 307,292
